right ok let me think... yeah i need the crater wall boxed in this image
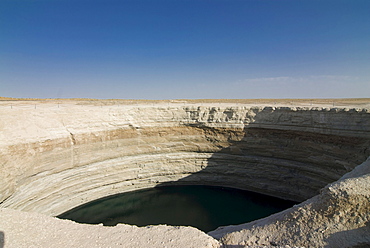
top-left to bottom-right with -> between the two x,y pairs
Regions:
1,101 -> 369,217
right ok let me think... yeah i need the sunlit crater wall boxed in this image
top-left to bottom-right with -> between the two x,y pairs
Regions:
0,103 -> 369,216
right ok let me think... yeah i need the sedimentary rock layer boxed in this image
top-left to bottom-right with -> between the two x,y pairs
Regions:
209,157 -> 370,248
0,102 -> 369,217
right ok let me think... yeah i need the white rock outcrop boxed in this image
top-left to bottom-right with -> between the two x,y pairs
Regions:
0,100 -> 369,247
209,157 -> 370,247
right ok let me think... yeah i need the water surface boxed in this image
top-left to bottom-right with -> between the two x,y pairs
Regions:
58,185 -> 296,232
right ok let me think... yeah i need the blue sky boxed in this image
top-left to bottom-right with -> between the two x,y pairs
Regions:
1,0 -> 369,99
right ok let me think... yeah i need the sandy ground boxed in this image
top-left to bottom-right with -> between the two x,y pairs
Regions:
0,208 -> 220,248
0,98 -> 369,112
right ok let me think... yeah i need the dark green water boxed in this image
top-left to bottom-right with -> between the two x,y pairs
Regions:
58,185 -> 296,232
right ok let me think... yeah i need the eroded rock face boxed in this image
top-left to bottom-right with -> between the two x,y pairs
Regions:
209,158 -> 370,248
0,102 -> 369,216
0,101 -> 369,247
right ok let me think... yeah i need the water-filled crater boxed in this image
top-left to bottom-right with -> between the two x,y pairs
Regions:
1,104 -> 369,238
58,185 -> 296,232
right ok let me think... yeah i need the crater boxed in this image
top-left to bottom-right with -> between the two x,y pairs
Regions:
0,100 -> 369,247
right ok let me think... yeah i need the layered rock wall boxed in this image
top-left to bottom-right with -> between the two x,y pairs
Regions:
209,157 -> 370,247
0,102 -> 369,217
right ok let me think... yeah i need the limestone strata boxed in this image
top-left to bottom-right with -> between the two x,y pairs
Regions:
0,102 -> 369,217
209,157 -> 370,248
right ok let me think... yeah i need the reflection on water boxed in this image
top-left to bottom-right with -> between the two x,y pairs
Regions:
58,185 -> 296,232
